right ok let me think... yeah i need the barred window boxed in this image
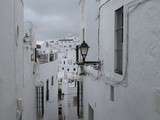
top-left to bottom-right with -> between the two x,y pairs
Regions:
46,80 -> 49,101
114,6 -> 123,75
36,86 -> 44,118
51,76 -> 54,86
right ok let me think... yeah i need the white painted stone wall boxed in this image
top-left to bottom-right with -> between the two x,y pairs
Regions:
0,0 -> 23,120
23,47 -> 37,120
57,38 -> 79,120
23,22 -> 37,120
38,61 -> 59,120
62,86 -> 78,120
58,38 -> 79,79
81,0 -> 160,120
0,1 -> 58,120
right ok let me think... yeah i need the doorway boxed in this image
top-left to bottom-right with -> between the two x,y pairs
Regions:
88,104 -> 94,120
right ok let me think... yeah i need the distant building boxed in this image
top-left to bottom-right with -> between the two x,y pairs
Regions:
35,40 -> 59,120
79,0 -> 160,120
58,37 -> 79,81
36,40 -> 58,64
56,37 -> 80,120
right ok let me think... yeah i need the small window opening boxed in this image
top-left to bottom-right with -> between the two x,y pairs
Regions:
110,85 -> 115,102
114,6 -> 123,75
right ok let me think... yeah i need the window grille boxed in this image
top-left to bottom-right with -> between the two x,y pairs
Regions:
51,76 -> 54,86
114,6 -> 123,75
110,85 -> 115,102
46,80 -> 49,101
36,86 -> 44,118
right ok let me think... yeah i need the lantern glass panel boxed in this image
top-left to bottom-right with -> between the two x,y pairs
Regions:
81,47 -> 88,56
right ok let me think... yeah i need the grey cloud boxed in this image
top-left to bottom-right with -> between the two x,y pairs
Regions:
24,0 -> 80,40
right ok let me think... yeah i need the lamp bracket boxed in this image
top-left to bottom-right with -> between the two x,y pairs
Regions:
77,61 -> 102,70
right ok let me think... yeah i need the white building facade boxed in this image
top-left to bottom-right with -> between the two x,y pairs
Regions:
57,37 -> 79,95
0,1 -> 59,120
0,0 -> 24,120
80,0 -> 160,120
58,37 -> 79,80
23,22 -> 37,120
35,40 -> 59,120
57,37 -> 80,120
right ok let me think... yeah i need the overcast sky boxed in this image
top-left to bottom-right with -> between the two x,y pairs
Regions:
24,0 -> 80,40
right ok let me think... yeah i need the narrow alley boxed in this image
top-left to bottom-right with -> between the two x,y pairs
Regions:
1,0 -> 160,120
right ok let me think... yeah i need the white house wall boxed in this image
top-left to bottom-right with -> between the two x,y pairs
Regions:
83,0 -> 99,60
38,61 -> 58,120
14,0 -> 24,100
23,45 -> 37,120
0,0 -> 16,119
0,0 -> 23,120
83,0 -> 160,120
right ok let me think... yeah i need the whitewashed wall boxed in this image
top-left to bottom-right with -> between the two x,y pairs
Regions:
14,0 -> 24,99
0,0 -> 23,120
38,61 -> 58,120
23,45 -> 37,120
82,0 -> 160,120
83,0 -> 99,60
23,22 -> 37,120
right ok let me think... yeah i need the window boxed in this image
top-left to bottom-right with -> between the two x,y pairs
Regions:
46,80 -> 49,101
114,6 -> 123,75
73,96 -> 77,106
58,88 -> 62,100
67,68 -> 70,72
54,53 -> 56,60
31,54 -> 34,62
36,45 -> 41,49
110,85 -> 115,102
36,86 -> 44,118
17,25 -> 20,38
58,107 -> 62,115
73,68 -> 76,71
21,0 -> 24,6
51,76 -> 54,86
88,104 -> 94,120
46,42 -> 49,48
50,53 -> 54,61
16,25 -> 20,40
62,67 -> 64,70
64,61 -> 65,64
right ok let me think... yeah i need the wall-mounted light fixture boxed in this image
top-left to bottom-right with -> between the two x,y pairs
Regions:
76,30 -> 101,70
79,40 -> 89,62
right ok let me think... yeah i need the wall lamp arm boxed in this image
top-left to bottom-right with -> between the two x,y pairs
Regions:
77,61 -> 101,66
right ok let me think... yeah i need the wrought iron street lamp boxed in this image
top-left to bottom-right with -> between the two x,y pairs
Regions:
76,40 -> 101,69
79,40 -> 89,62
